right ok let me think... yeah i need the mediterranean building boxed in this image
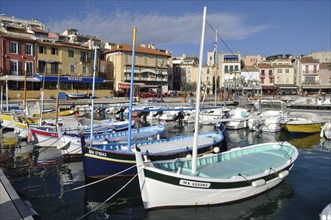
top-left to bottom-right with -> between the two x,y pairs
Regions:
319,62 -> 331,94
218,52 -> 241,92
240,66 -> 262,97
295,56 -> 320,94
309,51 -> 331,63
242,55 -> 264,66
103,43 -> 171,94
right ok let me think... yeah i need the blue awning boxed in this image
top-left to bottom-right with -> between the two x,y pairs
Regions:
34,74 -> 104,83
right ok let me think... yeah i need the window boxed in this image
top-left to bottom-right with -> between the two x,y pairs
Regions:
68,49 -> 74,57
26,62 -> 33,76
207,68 -> 210,74
51,47 -> 58,55
70,64 -> 76,74
285,69 -> 289,73
25,44 -> 33,55
82,65 -> 87,75
224,66 -> 229,73
261,70 -> 265,74
269,70 -> 272,74
38,61 -> 46,73
234,65 -> 239,71
305,65 -> 309,73
10,60 -> 19,75
305,76 -> 315,83
277,69 -> 282,73
313,65 -> 317,73
10,41 -> 18,54
51,63 -> 58,75
80,51 -> 88,62
39,46 -> 46,54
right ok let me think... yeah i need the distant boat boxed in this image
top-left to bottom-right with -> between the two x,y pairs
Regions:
321,121 -> 331,140
281,112 -> 322,134
59,125 -> 167,157
66,93 -> 88,99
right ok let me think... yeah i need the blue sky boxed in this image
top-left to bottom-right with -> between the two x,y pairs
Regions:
1,0 -> 330,59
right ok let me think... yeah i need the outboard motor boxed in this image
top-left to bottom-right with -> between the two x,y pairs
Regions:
173,111 -> 185,121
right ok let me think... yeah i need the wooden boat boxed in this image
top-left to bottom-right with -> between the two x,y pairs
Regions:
58,125 -> 167,156
29,119 -> 131,147
134,7 -> 298,210
135,141 -> 298,209
81,131 -> 226,178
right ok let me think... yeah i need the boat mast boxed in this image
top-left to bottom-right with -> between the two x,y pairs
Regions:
39,67 -> 46,126
23,62 -> 27,117
55,66 -> 61,128
214,29 -> 218,106
89,45 -> 98,143
192,6 -> 207,175
127,26 -> 137,151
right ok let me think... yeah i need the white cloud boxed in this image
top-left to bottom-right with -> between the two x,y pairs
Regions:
47,9 -> 270,47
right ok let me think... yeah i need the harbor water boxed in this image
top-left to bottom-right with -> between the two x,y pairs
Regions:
1,115 -> 331,220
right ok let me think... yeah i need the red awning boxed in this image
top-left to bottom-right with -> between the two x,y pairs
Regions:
118,83 -> 131,89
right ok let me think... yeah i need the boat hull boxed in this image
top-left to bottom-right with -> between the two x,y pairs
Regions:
82,132 -> 226,178
1,114 -> 14,129
141,168 -> 288,209
136,142 -> 298,210
284,123 -> 321,133
60,125 -> 167,156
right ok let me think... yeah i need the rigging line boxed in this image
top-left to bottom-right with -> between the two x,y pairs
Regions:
76,173 -> 139,220
64,164 -> 137,193
205,19 -> 261,93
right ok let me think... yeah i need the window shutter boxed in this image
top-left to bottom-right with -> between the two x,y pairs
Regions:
17,43 -> 20,55
18,61 -> 22,75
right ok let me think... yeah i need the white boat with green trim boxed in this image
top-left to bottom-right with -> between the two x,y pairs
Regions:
135,141 -> 298,209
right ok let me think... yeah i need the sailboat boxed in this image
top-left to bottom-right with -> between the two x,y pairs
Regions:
134,7 -> 299,210
80,26 -> 226,179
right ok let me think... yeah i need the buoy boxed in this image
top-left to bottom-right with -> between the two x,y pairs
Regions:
213,147 -> 220,153
278,170 -> 289,179
251,179 -> 266,187
186,154 -> 192,159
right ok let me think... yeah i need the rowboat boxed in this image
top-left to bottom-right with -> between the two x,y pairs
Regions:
58,125 -> 167,157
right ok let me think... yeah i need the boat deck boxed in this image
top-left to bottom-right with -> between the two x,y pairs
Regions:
153,144 -> 295,179
197,149 -> 288,178
138,136 -> 218,153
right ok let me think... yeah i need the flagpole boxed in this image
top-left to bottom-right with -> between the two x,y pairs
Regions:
127,26 -> 137,151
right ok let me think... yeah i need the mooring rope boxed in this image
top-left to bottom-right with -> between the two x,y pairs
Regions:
76,172 -> 139,220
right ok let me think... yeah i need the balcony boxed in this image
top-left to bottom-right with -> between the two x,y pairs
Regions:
303,71 -> 318,76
